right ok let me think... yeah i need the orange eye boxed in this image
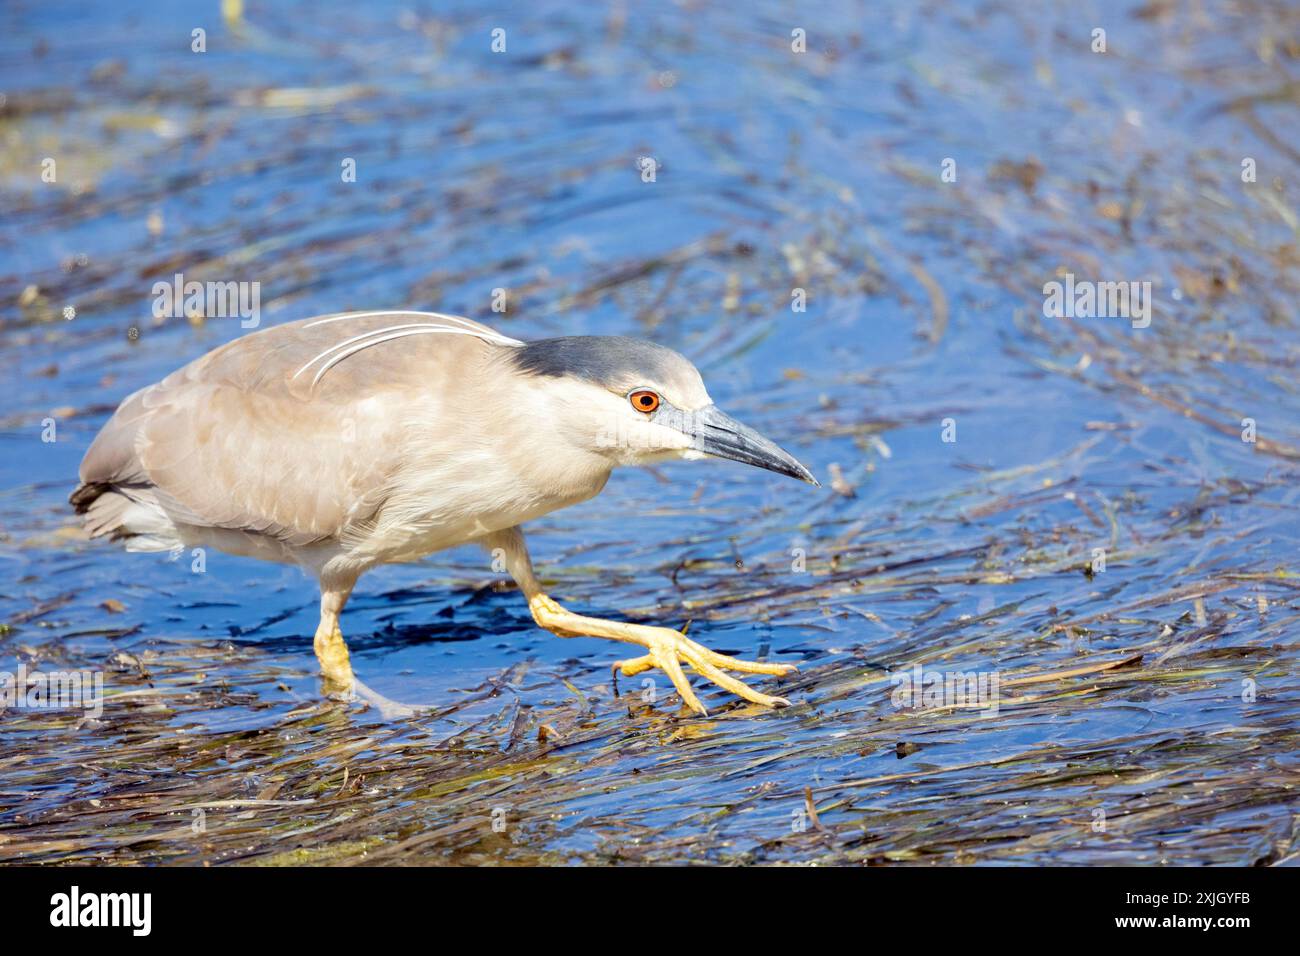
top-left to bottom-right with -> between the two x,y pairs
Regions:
629,390 -> 660,413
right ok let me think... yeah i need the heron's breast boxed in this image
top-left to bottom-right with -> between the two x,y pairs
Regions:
349,457 -> 610,563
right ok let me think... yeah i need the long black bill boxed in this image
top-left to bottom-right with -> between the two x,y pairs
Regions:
687,404 -> 819,486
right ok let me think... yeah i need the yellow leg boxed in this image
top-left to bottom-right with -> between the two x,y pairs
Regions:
528,593 -> 795,717
313,619 -> 354,691
314,584 -> 355,692
307,580 -> 427,719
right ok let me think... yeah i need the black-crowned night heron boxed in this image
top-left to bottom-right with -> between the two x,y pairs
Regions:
71,311 -> 817,715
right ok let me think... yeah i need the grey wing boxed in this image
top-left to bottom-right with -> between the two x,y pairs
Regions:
71,310 -> 519,552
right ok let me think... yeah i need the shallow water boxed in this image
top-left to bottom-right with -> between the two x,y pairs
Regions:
0,0 -> 1297,864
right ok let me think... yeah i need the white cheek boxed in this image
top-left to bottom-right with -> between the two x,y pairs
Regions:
608,418 -> 692,464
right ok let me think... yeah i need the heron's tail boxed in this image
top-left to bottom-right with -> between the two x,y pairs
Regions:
70,482 -> 182,552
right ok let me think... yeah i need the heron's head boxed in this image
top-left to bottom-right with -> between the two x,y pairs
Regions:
507,335 -> 818,485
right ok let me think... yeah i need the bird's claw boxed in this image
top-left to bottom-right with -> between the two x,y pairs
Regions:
350,677 -> 425,720
611,627 -> 796,717
528,592 -> 796,716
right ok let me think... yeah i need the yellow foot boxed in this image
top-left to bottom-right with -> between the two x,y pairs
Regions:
611,630 -> 795,717
311,620 -> 423,719
351,678 -> 423,720
528,593 -> 796,717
